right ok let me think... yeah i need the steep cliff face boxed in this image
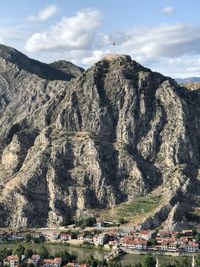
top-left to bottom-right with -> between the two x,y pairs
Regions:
0,46 -> 199,229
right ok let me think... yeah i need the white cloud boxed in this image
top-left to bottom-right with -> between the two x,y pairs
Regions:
101,24 -> 200,59
24,12 -> 200,78
25,8 -> 102,53
79,23 -> 200,77
161,6 -> 175,16
148,55 -> 200,78
27,5 -> 58,22
0,24 -> 29,44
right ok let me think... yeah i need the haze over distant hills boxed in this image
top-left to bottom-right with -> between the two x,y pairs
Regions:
176,77 -> 200,84
0,44 -> 199,230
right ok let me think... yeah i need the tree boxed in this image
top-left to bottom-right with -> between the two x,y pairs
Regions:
15,244 -> 25,262
178,257 -> 190,267
0,248 -> 12,263
192,228 -> 197,236
133,263 -> 142,267
25,249 -> 33,259
75,216 -> 96,227
195,232 -> 200,242
108,262 -> 122,267
59,251 -> 76,264
86,255 -> 99,267
18,263 -> 27,267
25,234 -> 31,242
175,233 -> 182,239
143,255 -> 156,267
147,239 -> 157,247
118,217 -> 126,224
160,264 -> 176,267
196,254 -> 200,267
38,246 -> 48,259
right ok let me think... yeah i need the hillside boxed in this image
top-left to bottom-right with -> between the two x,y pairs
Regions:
0,45 -> 199,230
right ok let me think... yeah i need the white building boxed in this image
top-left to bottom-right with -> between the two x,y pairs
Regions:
6,256 -> 19,267
93,234 -> 108,245
43,258 -> 62,267
139,230 -> 153,241
60,234 -> 71,241
185,242 -> 199,253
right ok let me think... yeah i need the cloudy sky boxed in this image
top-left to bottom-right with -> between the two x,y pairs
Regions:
0,0 -> 200,78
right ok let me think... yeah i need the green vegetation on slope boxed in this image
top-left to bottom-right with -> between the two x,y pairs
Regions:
101,195 -> 162,223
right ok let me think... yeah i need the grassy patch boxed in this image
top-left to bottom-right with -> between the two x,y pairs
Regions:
101,194 -> 162,223
116,195 -> 161,217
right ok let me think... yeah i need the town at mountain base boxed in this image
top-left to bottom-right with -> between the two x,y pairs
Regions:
0,44 -> 199,230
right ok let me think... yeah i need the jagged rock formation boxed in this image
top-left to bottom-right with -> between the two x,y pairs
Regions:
0,44 -> 199,229
183,82 -> 200,91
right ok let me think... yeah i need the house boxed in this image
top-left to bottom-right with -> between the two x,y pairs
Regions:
182,230 -> 193,236
160,241 -> 169,251
168,243 -> 178,252
175,237 -> 188,245
93,234 -> 108,245
184,242 -> 199,253
134,240 -> 147,250
16,233 -> 24,241
121,236 -> 134,247
138,230 -> 153,241
6,256 -> 19,267
157,230 -> 171,238
43,258 -> 62,267
31,232 -> 41,239
60,233 -> 71,241
7,233 -> 17,242
135,224 -> 142,231
123,239 -> 147,250
156,237 -> 176,244
52,232 -> 60,240
77,233 -> 86,241
123,239 -> 136,249
28,255 -> 40,266
121,236 -> 147,250
96,220 -> 105,228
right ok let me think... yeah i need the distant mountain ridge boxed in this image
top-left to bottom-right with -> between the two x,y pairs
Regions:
0,44 -> 82,81
176,77 -> 200,84
50,60 -> 84,79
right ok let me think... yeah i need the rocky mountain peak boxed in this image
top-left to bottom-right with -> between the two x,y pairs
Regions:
103,53 -> 131,61
0,45 -> 199,230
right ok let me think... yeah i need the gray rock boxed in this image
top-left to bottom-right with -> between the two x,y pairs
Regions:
0,47 -> 199,229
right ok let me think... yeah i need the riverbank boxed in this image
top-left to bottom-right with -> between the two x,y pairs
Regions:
0,241 -> 197,267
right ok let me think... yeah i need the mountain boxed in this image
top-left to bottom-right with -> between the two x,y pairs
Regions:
50,60 -> 84,79
176,77 -> 200,84
182,82 -> 200,91
0,48 -> 199,230
0,44 -> 82,81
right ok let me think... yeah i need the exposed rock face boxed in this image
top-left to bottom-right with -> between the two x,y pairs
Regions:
0,46 -> 199,229
50,60 -> 84,79
183,82 -> 200,91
